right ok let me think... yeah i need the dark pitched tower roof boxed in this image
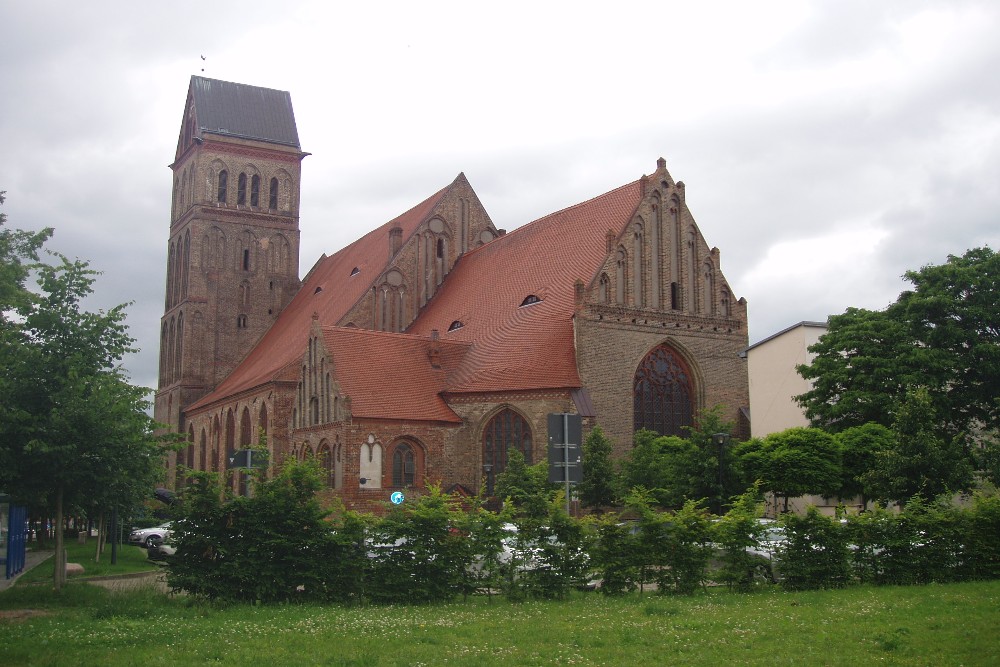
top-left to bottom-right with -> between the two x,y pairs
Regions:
189,76 -> 300,147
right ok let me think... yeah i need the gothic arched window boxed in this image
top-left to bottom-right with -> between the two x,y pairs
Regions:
392,443 -> 416,487
250,174 -> 260,207
217,170 -> 228,203
237,172 -> 247,205
633,344 -> 694,437
318,440 -> 334,487
482,409 -> 533,476
269,177 -> 279,210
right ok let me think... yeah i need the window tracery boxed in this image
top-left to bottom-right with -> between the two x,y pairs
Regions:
633,344 -> 694,437
482,408 -> 532,477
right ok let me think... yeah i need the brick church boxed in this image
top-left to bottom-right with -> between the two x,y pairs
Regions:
155,76 -> 751,509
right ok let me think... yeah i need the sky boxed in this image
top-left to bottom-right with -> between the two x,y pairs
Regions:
1,1 -> 998,394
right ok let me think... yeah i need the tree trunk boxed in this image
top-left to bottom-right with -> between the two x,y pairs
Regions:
94,512 -> 105,563
54,487 -> 65,591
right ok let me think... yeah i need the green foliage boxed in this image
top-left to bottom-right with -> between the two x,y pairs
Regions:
618,407 -> 740,513
589,513 -> 639,595
862,388 -> 974,504
502,496 -> 592,600
710,486 -> 770,591
798,247 -> 1000,440
777,507 -> 850,590
846,497 -> 968,586
363,484 -> 483,604
0,207 -> 164,589
737,427 -> 841,512
578,425 -> 617,509
654,500 -> 713,595
966,493 -> 1000,580
976,436 -> 1000,488
494,449 -> 554,518
836,423 -> 894,507
167,458 -> 352,604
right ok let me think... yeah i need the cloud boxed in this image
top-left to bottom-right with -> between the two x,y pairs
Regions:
1,0 -> 997,391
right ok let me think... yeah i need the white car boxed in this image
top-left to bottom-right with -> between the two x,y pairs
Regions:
129,522 -> 172,547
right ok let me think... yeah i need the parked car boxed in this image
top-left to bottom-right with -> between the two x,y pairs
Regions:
129,522 -> 172,547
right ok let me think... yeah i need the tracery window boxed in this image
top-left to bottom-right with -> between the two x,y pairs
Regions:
392,443 -> 416,487
633,344 -> 694,437
482,408 -> 532,476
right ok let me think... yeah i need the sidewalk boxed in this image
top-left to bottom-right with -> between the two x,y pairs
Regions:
0,550 -> 54,592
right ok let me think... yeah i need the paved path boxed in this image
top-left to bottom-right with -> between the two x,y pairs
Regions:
1,551 -> 170,594
0,550 -> 53,592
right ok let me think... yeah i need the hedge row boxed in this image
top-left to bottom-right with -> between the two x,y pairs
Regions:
165,461 -> 1000,603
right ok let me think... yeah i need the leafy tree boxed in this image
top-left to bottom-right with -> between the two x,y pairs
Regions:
737,427 -> 842,513
976,436 -> 1000,489
578,425 -> 616,509
618,429 -> 666,500
494,449 -> 553,518
836,422 -> 894,509
0,202 -> 163,589
618,407 -> 741,512
862,387 -> 974,505
798,247 -> 1000,440
168,457 -> 357,603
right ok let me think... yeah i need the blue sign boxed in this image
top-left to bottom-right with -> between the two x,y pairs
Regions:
390,491 -> 404,505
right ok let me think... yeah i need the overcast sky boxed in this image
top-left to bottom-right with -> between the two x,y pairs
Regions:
2,1 -> 998,393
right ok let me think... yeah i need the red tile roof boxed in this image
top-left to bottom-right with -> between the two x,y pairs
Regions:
188,174 -> 645,418
408,180 -> 643,393
187,179 -> 455,411
319,327 -> 469,423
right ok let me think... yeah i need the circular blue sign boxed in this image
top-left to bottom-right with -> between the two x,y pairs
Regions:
390,491 -> 404,505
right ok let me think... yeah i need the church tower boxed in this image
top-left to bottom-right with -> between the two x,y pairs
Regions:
154,76 -> 306,439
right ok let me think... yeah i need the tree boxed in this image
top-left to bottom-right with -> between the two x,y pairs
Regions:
494,449 -> 553,518
738,427 -> 842,513
862,387 -> 974,506
0,205 -> 164,589
578,425 -> 616,509
836,422 -> 895,509
797,247 -> 1000,440
619,407 -> 742,513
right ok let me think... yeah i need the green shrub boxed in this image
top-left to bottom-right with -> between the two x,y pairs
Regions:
966,493 -> 1000,580
655,500 -> 713,595
166,459 -> 348,604
710,487 -> 771,591
778,507 -> 850,590
589,513 -> 639,596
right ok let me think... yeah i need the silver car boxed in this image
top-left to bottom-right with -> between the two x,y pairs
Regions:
128,522 -> 172,547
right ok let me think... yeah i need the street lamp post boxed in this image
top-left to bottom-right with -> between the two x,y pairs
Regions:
712,432 -> 731,515
483,464 -> 494,497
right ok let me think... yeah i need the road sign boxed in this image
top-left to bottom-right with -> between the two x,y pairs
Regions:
547,413 -> 583,486
390,491 -> 405,505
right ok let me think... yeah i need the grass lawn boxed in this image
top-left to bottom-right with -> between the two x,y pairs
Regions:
1,579 -> 998,666
14,539 -> 159,585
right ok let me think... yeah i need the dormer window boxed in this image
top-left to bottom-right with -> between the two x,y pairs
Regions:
314,286 -> 323,294
350,267 -> 360,277
448,320 -> 464,331
520,295 -> 542,307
